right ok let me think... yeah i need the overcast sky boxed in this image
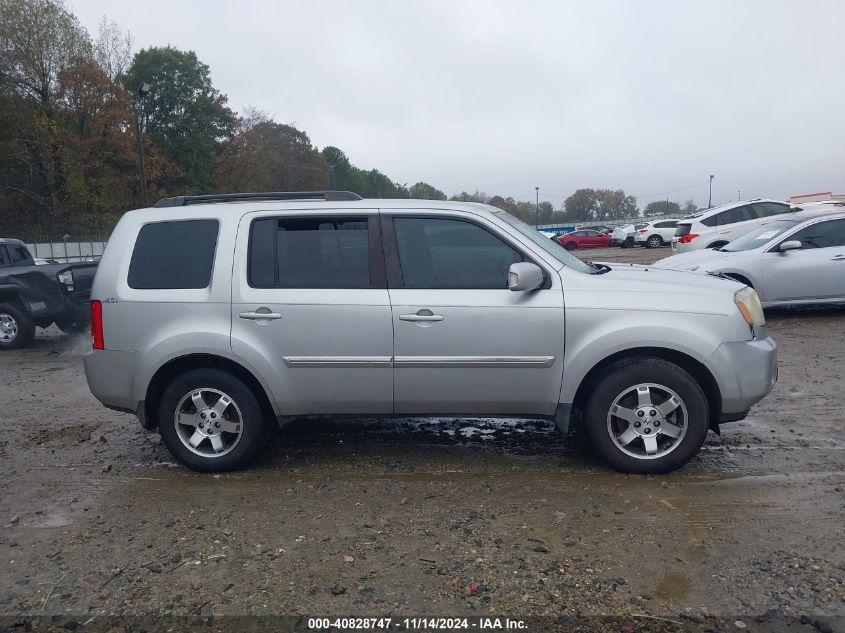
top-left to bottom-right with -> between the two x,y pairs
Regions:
69,0 -> 845,208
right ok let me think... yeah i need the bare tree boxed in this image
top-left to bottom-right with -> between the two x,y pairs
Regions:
93,16 -> 132,82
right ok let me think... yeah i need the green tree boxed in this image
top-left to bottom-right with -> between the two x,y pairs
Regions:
563,188 -> 601,221
408,181 -> 446,200
644,200 -> 682,217
122,46 -> 236,192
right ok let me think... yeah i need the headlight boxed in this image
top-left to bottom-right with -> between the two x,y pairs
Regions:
734,287 -> 765,327
57,270 -> 74,285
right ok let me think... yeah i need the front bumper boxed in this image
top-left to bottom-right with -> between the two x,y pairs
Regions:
705,334 -> 778,419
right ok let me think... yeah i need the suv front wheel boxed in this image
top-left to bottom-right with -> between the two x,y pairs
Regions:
158,368 -> 271,472
584,358 -> 709,473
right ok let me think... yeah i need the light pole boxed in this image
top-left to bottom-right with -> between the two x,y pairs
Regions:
132,83 -> 151,207
708,174 -> 714,208
535,186 -> 540,228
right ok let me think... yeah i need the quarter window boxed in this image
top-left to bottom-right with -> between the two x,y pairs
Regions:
248,216 -> 371,289
128,220 -> 219,289
393,217 -> 523,289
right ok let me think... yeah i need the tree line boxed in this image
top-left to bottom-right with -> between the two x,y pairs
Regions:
0,0 -> 696,238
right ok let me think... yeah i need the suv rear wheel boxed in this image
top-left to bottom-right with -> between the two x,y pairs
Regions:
646,235 -> 663,248
584,358 -> 709,473
0,303 -> 34,350
158,368 -> 271,472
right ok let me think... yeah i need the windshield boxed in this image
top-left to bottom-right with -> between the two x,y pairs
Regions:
722,219 -> 801,251
493,211 -> 595,274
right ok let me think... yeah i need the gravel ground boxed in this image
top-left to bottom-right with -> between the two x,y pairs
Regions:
0,245 -> 843,631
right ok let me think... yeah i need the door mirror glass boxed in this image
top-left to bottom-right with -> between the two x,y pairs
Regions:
779,240 -> 803,252
508,262 -> 544,291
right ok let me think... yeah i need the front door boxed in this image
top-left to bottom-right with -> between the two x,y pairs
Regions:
231,210 -> 393,415
762,218 -> 845,303
383,212 -> 565,415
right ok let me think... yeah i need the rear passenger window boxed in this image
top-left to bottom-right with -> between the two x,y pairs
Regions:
248,217 -> 371,288
128,220 -> 219,289
751,202 -> 789,218
711,206 -> 753,226
0,247 -> 8,266
393,217 -> 523,289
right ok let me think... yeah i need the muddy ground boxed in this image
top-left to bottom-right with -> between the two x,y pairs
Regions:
0,246 -> 843,631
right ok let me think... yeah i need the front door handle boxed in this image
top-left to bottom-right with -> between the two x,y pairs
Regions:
239,310 -> 282,320
399,309 -> 444,322
830,254 -> 845,261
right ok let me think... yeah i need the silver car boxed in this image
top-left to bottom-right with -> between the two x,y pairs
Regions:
656,207 -> 845,307
84,192 -> 777,474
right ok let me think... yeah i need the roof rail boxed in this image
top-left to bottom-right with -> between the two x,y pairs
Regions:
153,191 -> 363,208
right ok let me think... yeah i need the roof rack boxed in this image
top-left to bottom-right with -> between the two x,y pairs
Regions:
153,191 -> 363,208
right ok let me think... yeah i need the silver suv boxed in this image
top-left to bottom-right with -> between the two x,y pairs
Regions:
84,191 -> 778,474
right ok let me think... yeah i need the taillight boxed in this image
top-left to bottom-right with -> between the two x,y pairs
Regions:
677,233 -> 700,244
90,300 -> 104,350
638,229 -> 648,233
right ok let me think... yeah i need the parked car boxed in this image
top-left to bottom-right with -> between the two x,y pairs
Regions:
577,225 -> 613,234
634,219 -> 680,248
555,229 -> 612,250
611,223 -> 647,247
672,199 -> 790,253
656,205 -> 845,307
0,238 -> 98,349
84,191 -> 777,474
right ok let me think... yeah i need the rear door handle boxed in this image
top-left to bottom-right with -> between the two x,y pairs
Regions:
831,254 -> 845,261
399,314 -> 444,322
239,311 -> 282,320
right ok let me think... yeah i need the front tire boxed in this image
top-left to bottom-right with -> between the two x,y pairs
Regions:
158,368 -> 271,472
0,303 -> 35,350
584,358 -> 709,474
564,241 -> 577,250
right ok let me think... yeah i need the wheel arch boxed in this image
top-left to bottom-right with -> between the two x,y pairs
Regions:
569,347 -> 722,433
143,353 -> 276,431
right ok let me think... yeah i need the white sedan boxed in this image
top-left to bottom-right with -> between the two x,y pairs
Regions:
654,208 -> 845,307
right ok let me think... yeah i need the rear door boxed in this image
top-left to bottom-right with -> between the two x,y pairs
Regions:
383,211 -> 565,415
761,218 -> 845,303
231,210 -> 393,415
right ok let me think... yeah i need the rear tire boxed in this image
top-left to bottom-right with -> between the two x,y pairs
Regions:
158,368 -> 271,472
622,236 -> 634,248
564,241 -> 577,250
0,303 -> 35,350
646,235 -> 663,248
584,358 -> 709,474
55,314 -> 89,334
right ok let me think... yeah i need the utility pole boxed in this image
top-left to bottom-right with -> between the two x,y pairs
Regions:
535,186 -> 540,229
708,174 -> 715,208
132,83 -> 151,208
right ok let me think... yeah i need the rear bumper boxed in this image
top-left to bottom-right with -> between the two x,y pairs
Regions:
705,334 -> 778,418
83,349 -> 139,413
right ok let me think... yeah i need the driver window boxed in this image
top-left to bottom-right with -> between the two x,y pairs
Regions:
393,217 -> 523,289
786,219 -> 845,249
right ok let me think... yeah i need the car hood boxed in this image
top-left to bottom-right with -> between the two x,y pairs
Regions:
592,262 -> 744,292
652,248 -> 750,271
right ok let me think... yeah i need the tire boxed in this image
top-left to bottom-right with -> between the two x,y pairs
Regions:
0,303 -> 35,350
158,368 -> 271,472
646,235 -> 663,249
584,358 -> 709,474
622,236 -> 634,248
564,241 -> 577,250
55,314 -> 89,334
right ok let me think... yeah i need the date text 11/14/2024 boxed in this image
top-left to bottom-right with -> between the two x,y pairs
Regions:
307,618 -> 528,630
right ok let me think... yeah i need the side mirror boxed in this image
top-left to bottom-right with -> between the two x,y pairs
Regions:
779,240 -> 802,252
508,262 -> 544,291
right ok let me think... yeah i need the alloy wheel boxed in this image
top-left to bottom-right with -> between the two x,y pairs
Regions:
606,383 -> 688,459
0,313 -> 18,343
173,388 -> 244,458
